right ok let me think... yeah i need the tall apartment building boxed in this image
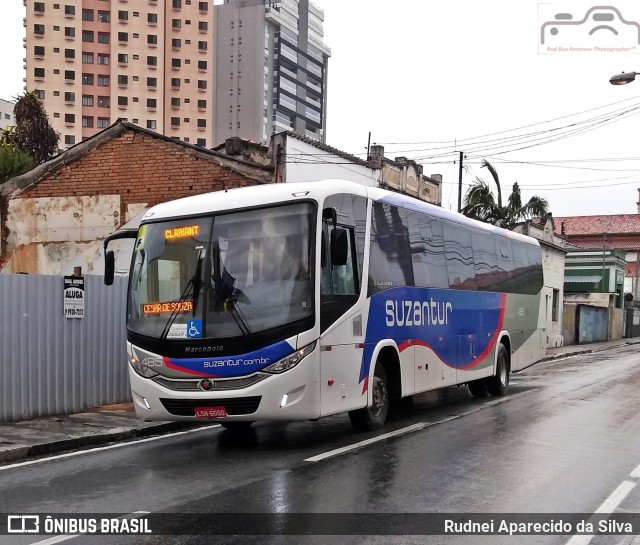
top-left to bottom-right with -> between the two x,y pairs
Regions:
214,0 -> 330,145
24,0 -> 215,148
0,99 -> 16,130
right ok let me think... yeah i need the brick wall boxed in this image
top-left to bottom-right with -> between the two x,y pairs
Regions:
21,130 -> 271,222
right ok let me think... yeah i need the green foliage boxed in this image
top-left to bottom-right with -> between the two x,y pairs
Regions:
0,144 -> 35,183
12,90 -> 59,163
462,159 -> 549,230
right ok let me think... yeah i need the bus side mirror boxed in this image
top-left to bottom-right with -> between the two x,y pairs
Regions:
104,250 -> 115,286
330,228 -> 348,266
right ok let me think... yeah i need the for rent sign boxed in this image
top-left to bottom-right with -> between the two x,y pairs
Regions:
63,276 -> 85,318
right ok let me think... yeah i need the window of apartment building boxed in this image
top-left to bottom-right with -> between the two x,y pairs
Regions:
64,113 -> 75,124
82,30 -> 94,42
97,117 -> 109,129
197,99 -> 206,109
172,0 -> 182,8
64,48 -> 75,59
147,120 -> 156,129
118,32 -> 128,42
53,47 -> 60,53
132,75 -> 139,81
82,73 -> 94,85
198,21 -> 207,31
53,25 -> 60,31
82,52 -> 94,64
54,113 -> 60,118
185,20 -> 191,25
171,97 -> 180,107
197,80 -> 207,89
118,10 -> 128,21
118,53 -> 128,64
35,89 -> 45,99
171,38 -> 181,48
171,58 -> 181,68
53,68 -> 60,74
64,5 -> 75,15
172,19 -> 181,28
82,95 -> 93,106
133,55 -> 139,60
82,9 -> 93,21
34,24 -> 45,35
118,96 -> 128,106
97,53 -> 109,65
65,70 -> 75,80
197,119 -> 206,128
197,138 -> 206,146
118,74 -> 128,85
133,33 -> 139,38
133,12 -> 139,17
171,78 -> 180,87
64,27 -> 75,37
98,11 -> 110,23
198,41 -> 207,51
147,77 -> 157,87
34,2 -> 45,13
198,2 -> 208,11
147,34 -> 157,45
97,75 -> 109,86
64,91 -> 75,102
198,60 -> 207,70
82,116 -> 94,128
170,117 -> 180,126
147,56 -> 157,67
147,98 -> 157,108
98,96 -> 109,107
64,135 -> 75,145
148,13 -> 158,24
34,67 -> 45,78
98,33 -> 109,44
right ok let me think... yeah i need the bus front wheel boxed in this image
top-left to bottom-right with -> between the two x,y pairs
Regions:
485,343 -> 509,396
349,362 -> 389,431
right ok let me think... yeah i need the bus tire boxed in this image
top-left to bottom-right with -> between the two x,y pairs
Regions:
468,379 -> 488,398
485,343 -> 509,396
348,362 -> 389,431
220,421 -> 253,430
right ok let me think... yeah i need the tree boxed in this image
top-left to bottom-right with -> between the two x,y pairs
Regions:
12,90 -> 59,163
0,144 -> 35,183
462,159 -> 549,229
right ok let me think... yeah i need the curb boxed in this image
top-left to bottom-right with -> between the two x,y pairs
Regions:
0,421 -> 201,465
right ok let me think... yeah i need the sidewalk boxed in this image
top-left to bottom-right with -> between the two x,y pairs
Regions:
1,338 -> 638,465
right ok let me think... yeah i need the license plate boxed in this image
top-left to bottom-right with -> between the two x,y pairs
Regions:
194,406 -> 228,418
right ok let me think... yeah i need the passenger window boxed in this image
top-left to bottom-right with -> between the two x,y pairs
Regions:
408,212 -> 448,289
443,221 -> 477,290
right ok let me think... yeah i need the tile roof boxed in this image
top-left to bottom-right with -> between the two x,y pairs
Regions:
555,214 -> 640,236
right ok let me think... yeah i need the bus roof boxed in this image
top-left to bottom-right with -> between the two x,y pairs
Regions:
140,179 -> 539,247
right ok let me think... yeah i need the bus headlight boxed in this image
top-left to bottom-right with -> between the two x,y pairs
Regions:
263,342 -> 316,374
130,348 -> 160,378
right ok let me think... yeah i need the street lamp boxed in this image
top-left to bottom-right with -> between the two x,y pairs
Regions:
610,71 -> 638,85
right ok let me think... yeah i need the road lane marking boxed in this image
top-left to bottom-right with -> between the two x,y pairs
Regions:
0,425 -> 220,472
304,391 -> 532,463
28,511 -> 150,545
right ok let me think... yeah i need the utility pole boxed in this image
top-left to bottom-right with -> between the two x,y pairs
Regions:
457,151 -> 464,213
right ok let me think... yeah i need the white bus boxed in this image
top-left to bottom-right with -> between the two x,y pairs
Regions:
104,179 -> 545,431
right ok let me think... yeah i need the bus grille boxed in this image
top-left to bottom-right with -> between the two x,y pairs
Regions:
153,374 -> 267,392
159,396 -> 262,417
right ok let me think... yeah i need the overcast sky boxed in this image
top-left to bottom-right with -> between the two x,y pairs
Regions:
3,0 -> 640,217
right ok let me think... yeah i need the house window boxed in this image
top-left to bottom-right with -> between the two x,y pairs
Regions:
552,289 -> 560,321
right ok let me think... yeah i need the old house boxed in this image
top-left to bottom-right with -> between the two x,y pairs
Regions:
0,121 -> 273,275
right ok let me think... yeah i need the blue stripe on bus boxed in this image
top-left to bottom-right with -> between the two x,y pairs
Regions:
163,340 -> 295,377
359,288 -> 506,392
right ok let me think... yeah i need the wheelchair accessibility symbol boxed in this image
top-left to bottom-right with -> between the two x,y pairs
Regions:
187,320 -> 203,338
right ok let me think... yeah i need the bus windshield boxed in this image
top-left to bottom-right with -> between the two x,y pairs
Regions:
127,202 -> 315,340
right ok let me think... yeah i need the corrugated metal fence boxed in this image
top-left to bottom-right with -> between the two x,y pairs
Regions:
0,273 -> 130,423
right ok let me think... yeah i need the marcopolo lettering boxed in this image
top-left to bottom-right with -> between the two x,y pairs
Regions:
385,298 -> 452,327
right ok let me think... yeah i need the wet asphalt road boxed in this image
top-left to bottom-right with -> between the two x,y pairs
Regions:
2,344 -> 640,545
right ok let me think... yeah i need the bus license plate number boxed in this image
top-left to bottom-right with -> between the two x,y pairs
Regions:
194,407 -> 228,419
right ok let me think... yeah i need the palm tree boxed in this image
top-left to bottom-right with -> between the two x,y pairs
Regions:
462,159 -> 549,229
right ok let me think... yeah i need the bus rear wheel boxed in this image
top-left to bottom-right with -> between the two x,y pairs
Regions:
349,362 -> 389,431
485,343 -> 509,396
